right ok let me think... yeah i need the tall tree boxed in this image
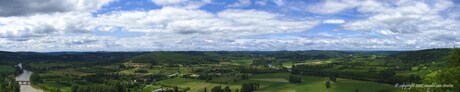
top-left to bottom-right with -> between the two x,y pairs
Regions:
211,86 -> 223,92
329,76 -> 336,82
174,86 -> 179,92
325,81 -> 331,88
449,48 -> 460,66
30,73 -> 43,83
223,86 -> 231,92
426,48 -> 460,91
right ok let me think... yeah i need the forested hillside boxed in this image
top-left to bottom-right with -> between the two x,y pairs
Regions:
131,52 -> 219,64
0,52 -> 146,63
388,48 -> 450,64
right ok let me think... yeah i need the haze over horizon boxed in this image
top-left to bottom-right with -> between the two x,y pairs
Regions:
1,0 -> 460,51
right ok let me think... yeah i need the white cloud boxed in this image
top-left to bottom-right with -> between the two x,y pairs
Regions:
0,0 -> 114,16
151,0 -> 187,6
448,5 -> 460,19
305,0 -> 443,15
0,3 -> 320,51
323,19 -> 345,24
0,12 -> 97,38
0,0 -> 459,51
4,33 -> 456,51
342,0 -> 456,30
151,0 -> 210,9
306,0 -> 360,14
273,0 -> 284,6
299,0 -> 460,50
96,7 -> 318,36
0,0 -> 114,39
227,0 -> 251,7
202,0 -> 212,3
255,0 -> 268,6
340,0 -> 460,44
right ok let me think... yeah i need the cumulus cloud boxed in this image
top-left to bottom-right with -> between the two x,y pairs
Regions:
295,0 -> 460,50
304,0 -> 460,46
323,19 -> 345,24
96,7 -> 318,37
341,0 -> 459,37
273,0 -> 284,6
0,0 -> 459,51
0,0 -> 114,39
448,5 -> 460,19
0,1 -> 320,51
151,0 -> 188,6
227,0 -> 251,7
150,0 -> 211,9
0,12 -> 97,38
255,0 -> 268,6
4,33 -> 455,51
306,0 -> 358,14
0,0 -> 114,17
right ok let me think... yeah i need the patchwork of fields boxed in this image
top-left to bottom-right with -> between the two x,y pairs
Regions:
157,73 -> 399,92
1,49 -> 455,92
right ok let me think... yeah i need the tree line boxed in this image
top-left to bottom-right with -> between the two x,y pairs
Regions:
289,75 -> 301,83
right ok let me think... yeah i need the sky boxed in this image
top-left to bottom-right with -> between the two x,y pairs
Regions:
0,0 -> 459,51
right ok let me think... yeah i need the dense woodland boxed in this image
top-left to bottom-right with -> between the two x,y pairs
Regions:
0,63 -> 21,92
0,75 -> 20,92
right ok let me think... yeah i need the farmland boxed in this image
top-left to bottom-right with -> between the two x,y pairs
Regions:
0,49 -> 458,92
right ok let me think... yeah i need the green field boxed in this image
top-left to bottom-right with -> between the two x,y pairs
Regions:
231,59 -> 253,65
0,65 -> 16,73
281,61 -> 294,68
253,73 -> 398,92
157,73 -> 399,92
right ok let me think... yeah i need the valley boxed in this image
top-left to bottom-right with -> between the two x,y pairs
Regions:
0,49 -> 458,92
